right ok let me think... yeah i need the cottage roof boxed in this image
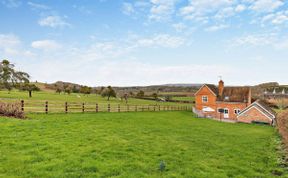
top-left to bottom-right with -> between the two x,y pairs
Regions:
204,84 -> 251,103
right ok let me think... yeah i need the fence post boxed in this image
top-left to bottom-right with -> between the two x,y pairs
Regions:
118,104 -> 120,112
135,105 -> 137,112
96,103 -> 98,113
21,100 -> 24,112
153,106 -> 156,111
158,105 -> 160,111
45,101 -> 48,114
127,105 -> 129,112
82,103 -> 85,113
108,104 -> 110,112
65,102 -> 68,113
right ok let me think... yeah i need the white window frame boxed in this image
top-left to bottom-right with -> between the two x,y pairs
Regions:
234,109 -> 241,115
202,96 -> 208,103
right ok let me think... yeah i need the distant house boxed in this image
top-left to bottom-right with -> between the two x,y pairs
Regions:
237,100 -> 276,125
194,80 -> 276,125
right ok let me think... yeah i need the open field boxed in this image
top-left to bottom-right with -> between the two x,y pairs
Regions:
172,96 -> 195,102
0,111 -> 286,178
0,90 -> 192,107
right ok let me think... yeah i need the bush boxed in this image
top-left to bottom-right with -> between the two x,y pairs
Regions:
0,102 -> 25,119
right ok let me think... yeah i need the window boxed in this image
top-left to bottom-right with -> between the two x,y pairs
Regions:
234,109 -> 241,115
202,96 -> 208,103
218,108 -> 224,113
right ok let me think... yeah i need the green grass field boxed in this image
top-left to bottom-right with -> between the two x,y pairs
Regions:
0,90 -> 191,107
0,111 -> 286,178
172,96 -> 195,102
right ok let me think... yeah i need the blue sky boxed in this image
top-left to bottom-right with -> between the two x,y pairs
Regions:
0,0 -> 287,86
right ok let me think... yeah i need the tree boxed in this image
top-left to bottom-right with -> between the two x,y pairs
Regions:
151,93 -> 158,100
63,84 -> 72,95
101,86 -> 116,101
129,91 -> 134,97
0,60 -> 30,93
56,88 -> 62,94
72,85 -> 80,93
80,86 -> 92,95
20,83 -> 40,97
136,90 -> 145,98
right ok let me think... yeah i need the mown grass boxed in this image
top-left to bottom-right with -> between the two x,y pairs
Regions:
0,111 -> 286,178
0,90 -> 190,106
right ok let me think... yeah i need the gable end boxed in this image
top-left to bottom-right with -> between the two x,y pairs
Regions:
194,84 -> 217,96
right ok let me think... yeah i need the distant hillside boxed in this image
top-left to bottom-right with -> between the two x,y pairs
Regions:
36,80 -> 287,97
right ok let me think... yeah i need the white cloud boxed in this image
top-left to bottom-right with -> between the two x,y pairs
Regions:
235,4 -> 246,12
205,24 -> 229,32
136,34 -> 185,48
38,16 -> 70,28
91,61 -> 231,86
172,23 -> 187,32
27,2 -> 49,10
214,7 -> 236,19
31,40 -> 62,51
231,33 -> 276,46
29,59 -> 231,86
250,0 -> 283,12
149,0 -> 178,21
74,34 -> 186,61
262,11 -> 288,25
180,0 -> 233,20
0,34 -> 35,58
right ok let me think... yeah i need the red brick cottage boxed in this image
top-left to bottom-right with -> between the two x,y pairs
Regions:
194,80 -> 251,120
194,80 -> 276,125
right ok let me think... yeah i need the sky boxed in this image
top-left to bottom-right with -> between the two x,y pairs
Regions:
0,0 -> 287,86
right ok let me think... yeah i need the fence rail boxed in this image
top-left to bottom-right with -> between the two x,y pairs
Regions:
15,100 -> 191,114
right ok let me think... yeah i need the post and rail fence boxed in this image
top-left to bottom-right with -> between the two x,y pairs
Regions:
12,100 -> 191,114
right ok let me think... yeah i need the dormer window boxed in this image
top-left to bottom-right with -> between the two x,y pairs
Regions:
224,96 -> 229,101
202,96 -> 208,103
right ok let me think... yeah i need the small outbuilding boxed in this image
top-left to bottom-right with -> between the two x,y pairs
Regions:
237,100 -> 276,125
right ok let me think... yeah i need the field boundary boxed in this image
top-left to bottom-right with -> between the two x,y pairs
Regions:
12,100 -> 191,114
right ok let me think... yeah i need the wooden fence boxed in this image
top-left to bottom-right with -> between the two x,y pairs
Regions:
18,100 -> 191,114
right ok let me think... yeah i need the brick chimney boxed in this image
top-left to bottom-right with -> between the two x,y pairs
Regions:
218,80 -> 224,97
248,87 -> 252,105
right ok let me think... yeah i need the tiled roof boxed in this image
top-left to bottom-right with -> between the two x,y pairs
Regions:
256,99 -> 277,117
205,85 -> 251,103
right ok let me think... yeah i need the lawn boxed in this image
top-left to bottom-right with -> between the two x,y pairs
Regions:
0,111 -> 286,177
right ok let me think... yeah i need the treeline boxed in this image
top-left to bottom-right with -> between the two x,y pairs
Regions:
0,59 -> 40,97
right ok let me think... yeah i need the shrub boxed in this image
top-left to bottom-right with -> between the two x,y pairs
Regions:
0,102 -> 25,119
